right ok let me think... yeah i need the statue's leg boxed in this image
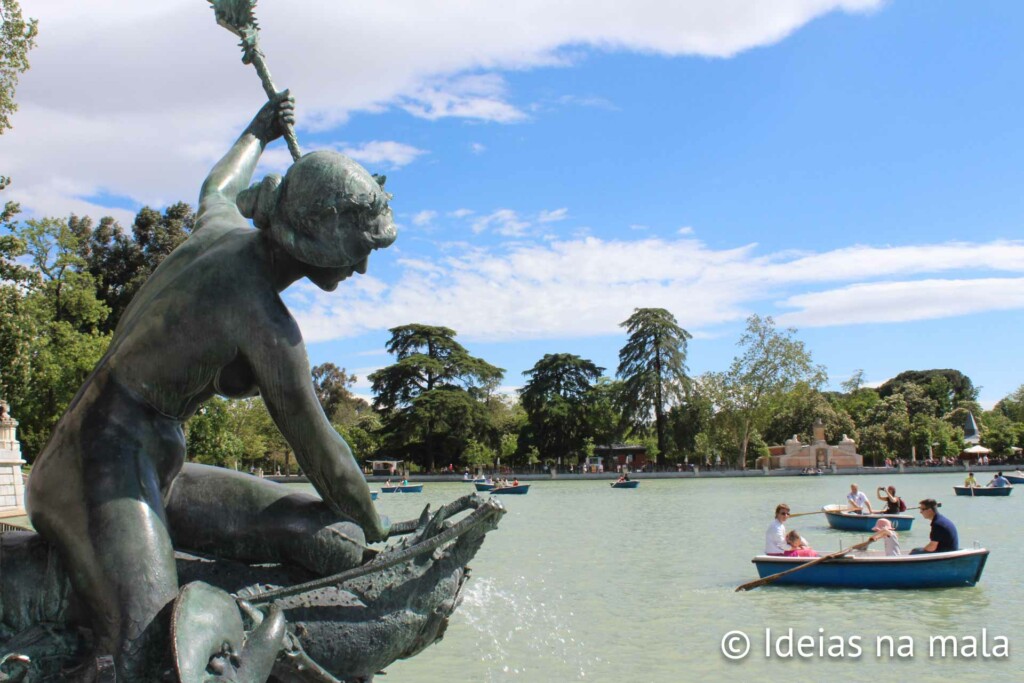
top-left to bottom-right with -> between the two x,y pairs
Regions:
166,463 -> 370,576
26,381 -> 182,680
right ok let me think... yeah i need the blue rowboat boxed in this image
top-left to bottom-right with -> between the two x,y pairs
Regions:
954,485 -> 1012,497
474,482 -> 496,492
751,548 -> 989,589
822,504 -> 914,532
611,481 -> 639,489
381,485 -> 423,493
490,484 -> 530,495
1005,473 -> 1024,485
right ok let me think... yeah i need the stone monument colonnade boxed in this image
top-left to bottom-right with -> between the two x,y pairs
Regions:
0,400 -> 26,517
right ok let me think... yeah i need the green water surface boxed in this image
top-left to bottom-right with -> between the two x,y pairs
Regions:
295,473 -> 1022,682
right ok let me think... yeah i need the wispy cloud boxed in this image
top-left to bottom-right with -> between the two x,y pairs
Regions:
339,141 -> 428,169
411,210 -> 437,226
538,208 -> 569,223
401,74 -> 527,123
471,209 -> 531,236
291,236 -> 1024,344
775,278 -> 1024,327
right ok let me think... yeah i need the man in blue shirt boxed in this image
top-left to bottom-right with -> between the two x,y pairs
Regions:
988,472 -> 1010,488
911,498 -> 958,554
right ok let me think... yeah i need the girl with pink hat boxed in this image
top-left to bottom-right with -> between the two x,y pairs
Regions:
871,518 -> 902,556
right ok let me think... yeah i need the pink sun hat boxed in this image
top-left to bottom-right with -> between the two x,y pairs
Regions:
872,518 -> 893,532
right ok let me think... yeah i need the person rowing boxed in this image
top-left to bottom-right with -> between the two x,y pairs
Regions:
846,483 -> 874,514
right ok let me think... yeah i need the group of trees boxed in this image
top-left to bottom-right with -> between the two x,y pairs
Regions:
4,205 -> 1023,473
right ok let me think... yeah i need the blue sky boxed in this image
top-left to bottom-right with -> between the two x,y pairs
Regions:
5,1 -> 1023,407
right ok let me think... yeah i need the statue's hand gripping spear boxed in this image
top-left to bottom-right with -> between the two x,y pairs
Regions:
209,0 -> 302,161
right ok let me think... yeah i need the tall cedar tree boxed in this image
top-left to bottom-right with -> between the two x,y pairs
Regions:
369,325 -> 503,470
520,353 -> 603,463
616,308 -> 692,464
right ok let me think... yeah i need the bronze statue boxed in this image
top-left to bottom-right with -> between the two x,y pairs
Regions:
13,6 -> 504,681
24,91 -> 396,679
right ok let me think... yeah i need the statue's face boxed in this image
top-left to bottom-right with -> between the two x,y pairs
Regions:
305,256 -> 367,292
271,151 -> 397,275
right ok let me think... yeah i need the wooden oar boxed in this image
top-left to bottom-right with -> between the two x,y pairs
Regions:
735,537 -> 875,592
788,506 -> 853,518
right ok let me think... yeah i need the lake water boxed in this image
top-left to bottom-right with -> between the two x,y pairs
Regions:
303,473 -> 1023,682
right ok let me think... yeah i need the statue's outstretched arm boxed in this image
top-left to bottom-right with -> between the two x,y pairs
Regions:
198,93 -> 295,216
246,310 -> 387,543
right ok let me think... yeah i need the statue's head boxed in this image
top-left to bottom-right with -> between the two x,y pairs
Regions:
239,150 -> 397,290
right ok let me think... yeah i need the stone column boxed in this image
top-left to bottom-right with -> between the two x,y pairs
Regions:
0,400 -> 27,517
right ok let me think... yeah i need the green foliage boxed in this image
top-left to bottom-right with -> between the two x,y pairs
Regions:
835,387 -> 881,426
312,362 -> 363,425
994,384 -> 1024,423
0,213 -> 112,459
370,325 -> 504,470
857,394 -> 910,464
72,203 -> 195,331
877,369 -> 977,410
909,413 -> 961,460
839,369 -> 865,394
186,397 -> 287,470
616,307 -> 692,463
587,377 -> 627,447
760,382 -> 856,446
707,315 -> 827,467
461,438 -> 496,469
980,412 -> 1018,455
520,353 -> 603,462
0,0 -> 37,145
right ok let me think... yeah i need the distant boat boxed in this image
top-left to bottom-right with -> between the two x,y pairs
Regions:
381,484 -> 423,493
490,484 -> 530,495
611,480 -> 639,489
822,504 -> 914,532
1004,473 -> 1024,485
750,548 -> 989,589
953,485 -> 1012,497
474,482 -> 496,492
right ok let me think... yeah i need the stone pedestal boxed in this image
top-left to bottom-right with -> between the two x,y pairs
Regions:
769,420 -> 864,470
0,401 -> 27,517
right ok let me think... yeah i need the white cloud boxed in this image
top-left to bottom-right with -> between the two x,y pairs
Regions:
678,226 -> 695,235
471,209 -> 531,236
538,208 -> 569,223
290,236 -> 1024,344
8,0 -> 884,221
400,74 -> 527,123
775,278 -> 1024,327
412,210 -> 438,226
470,142 -> 487,154
450,208 -> 475,219
338,141 -> 427,169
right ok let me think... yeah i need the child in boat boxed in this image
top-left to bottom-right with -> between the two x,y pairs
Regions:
871,518 -> 901,556
783,530 -> 818,557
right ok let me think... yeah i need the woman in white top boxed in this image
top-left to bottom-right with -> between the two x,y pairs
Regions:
765,504 -> 791,555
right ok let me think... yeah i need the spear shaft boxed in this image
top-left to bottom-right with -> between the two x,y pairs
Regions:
209,0 -> 301,161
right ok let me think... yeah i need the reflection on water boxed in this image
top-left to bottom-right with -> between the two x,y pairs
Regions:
292,474 -> 1023,682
